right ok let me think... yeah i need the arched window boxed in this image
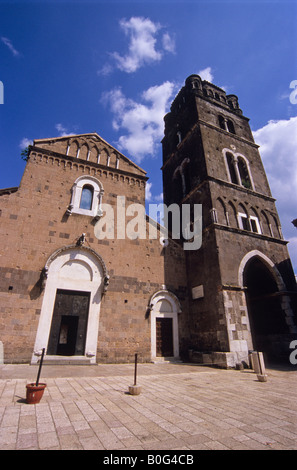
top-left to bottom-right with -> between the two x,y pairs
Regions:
238,204 -> 250,231
218,116 -> 236,134
67,176 -> 104,218
226,153 -> 238,184
249,208 -> 261,234
223,149 -> 254,190
226,119 -> 235,134
218,115 -> 225,130
80,185 -> 94,210
238,157 -> 252,189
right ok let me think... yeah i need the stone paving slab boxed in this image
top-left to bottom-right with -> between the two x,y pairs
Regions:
0,362 -> 297,450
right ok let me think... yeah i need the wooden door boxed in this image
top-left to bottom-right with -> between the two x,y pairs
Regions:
47,290 -> 90,356
156,317 -> 174,357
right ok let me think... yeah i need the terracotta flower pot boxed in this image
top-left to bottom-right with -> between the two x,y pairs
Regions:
26,383 -> 46,404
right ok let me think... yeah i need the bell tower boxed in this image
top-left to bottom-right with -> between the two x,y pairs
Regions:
162,74 -> 297,366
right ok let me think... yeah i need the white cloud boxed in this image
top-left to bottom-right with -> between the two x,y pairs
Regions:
154,192 -> 164,202
102,81 -> 177,162
145,182 -> 163,204
55,123 -> 76,137
19,137 -> 32,149
1,37 -> 20,57
100,17 -> 175,74
253,117 -> 297,210
198,66 -> 214,82
253,116 -> 297,270
162,32 -> 176,54
145,182 -> 153,201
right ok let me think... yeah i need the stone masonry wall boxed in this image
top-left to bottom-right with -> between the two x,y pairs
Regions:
0,146 -> 189,363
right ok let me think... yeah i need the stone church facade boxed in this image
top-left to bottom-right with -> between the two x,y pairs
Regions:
0,75 -> 296,366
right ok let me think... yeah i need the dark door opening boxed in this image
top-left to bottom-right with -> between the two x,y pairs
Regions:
47,289 -> 90,356
156,317 -> 174,357
243,257 -> 288,359
57,315 -> 79,356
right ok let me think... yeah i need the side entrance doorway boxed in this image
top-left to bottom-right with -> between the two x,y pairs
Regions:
149,289 -> 181,362
156,317 -> 174,357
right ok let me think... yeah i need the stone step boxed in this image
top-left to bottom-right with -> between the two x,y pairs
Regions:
42,356 -> 93,366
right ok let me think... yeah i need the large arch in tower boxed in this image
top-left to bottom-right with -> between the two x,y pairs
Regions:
238,250 -> 290,360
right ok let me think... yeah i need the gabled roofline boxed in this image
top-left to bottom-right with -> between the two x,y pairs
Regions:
33,132 -> 147,176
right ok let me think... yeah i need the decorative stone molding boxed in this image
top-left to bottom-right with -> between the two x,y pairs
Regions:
43,243 -> 109,292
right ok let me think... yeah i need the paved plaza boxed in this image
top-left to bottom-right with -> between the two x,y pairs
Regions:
0,361 -> 297,450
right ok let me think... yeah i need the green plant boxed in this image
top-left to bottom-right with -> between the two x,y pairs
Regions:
20,146 -> 30,162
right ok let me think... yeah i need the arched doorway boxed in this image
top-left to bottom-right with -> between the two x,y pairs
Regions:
149,290 -> 181,362
242,254 -> 289,359
31,244 -> 109,364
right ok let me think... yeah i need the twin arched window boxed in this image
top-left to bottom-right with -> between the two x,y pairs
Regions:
218,115 -> 235,134
224,150 -> 253,190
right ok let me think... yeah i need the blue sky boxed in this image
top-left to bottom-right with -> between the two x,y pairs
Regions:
1,0 -> 297,271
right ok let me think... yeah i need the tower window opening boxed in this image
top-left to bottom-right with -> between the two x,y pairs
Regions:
250,216 -> 261,234
238,157 -> 252,189
218,116 -> 236,134
238,212 -> 261,234
238,212 -> 250,231
226,153 -> 238,184
219,115 -> 225,130
226,119 -> 235,134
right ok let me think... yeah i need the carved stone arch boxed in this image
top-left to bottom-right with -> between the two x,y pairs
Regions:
44,244 -> 109,283
100,147 -> 110,166
68,139 -> 80,158
216,197 -> 227,225
249,206 -> 259,218
89,145 -> 100,164
227,201 -> 238,228
73,175 -> 104,193
237,202 -> 250,231
32,245 -> 109,365
148,289 -> 182,313
79,142 -> 90,161
148,289 -> 181,361
271,213 -> 282,239
260,210 -> 271,236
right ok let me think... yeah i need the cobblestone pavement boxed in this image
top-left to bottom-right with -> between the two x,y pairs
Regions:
0,362 -> 297,450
